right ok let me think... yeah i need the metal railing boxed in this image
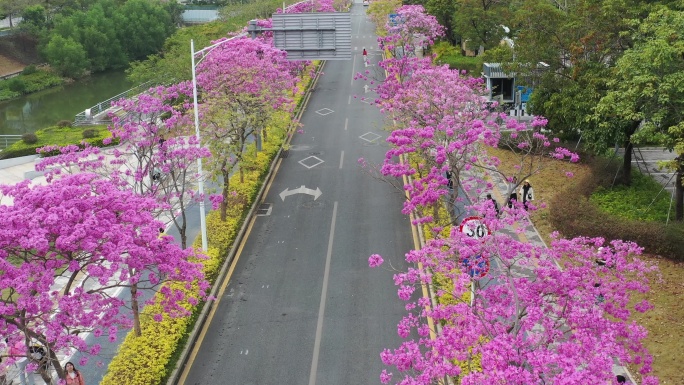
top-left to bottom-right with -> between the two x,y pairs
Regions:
74,81 -> 153,125
0,135 -> 22,150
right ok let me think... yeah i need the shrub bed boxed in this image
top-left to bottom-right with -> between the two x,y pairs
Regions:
0,125 -> 114,159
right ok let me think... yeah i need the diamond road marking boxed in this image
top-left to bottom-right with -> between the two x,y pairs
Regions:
359,132 -> 381,143
315,108 -> 334,116
299,155 -> 325,169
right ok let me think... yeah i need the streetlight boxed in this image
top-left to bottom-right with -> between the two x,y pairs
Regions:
190,34 -> 246,251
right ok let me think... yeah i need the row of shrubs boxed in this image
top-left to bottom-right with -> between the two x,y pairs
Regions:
100,68 -> 317,385
0,65 -> 64,102
550,157 -> 684,261
0,123 -> 113,160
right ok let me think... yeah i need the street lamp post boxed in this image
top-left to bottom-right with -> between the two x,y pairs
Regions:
190,35 -> 246,252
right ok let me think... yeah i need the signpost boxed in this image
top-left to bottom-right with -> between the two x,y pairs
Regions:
388,13 -> 403,27
460,254 -> 490,279
458,216 -> 490,241
458,216 -> 492,305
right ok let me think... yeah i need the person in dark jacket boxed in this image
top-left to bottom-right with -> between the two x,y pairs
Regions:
507,176 -> 518,208
519,179 -> 534,210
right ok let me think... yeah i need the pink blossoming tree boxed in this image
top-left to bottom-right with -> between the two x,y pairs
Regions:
366,5 -> 660,385
37,82 -> 212,250
195,37 -> 298,220
0,174 -> 207,381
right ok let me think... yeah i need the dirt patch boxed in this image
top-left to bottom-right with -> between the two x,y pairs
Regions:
0,34 -> 40,76
488,146 -> 684,384
0,54 -> 24,77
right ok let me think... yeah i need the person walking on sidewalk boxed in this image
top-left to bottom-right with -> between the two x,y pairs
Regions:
519,179 -> 534,210
507,176 -> 518,208
9,340 -> 33,385
64,362 -> 85,385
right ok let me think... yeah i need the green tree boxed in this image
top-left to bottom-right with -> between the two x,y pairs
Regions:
595,6 -> 684,217
20,4 -> 47,32
0,0 -> 35,28
451,0 -> 511,54
126,21 -> 233,84
114,0 -> 175,61
510,0 -> 649,144
42,34 -> 89,77
48,1 -> 127,72
424,0 -> 458,44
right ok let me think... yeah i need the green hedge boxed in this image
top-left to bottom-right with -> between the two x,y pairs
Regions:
0,125 -> 114,160
101,66 -> 315,385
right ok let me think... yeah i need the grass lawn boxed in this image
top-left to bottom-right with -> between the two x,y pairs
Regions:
488,146 -> 684,385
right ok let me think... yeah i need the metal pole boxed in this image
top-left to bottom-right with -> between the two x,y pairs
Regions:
191,39 -> 209,252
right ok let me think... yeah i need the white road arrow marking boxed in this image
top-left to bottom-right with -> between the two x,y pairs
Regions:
280,185 -> 323,201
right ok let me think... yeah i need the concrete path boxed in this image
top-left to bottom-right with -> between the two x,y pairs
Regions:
616,147 -> 678,193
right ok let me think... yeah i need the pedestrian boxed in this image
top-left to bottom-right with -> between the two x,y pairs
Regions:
445,170 -> 453,190
518,179 -> 534,210
64,362 -> 85,385
616,374 -> 627,384
507,176 -> 518,208
362,48 -> 367,60
9,340 -> 34,385
486,193 -> 500,217
152,166 -> 161,182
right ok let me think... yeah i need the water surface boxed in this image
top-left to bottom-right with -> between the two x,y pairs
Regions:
0,70 -> 132,135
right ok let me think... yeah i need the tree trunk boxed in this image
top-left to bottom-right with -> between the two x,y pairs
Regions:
43,347 -> 63,384
179,209 -> 188,249
220,171 -> 230,221
131,284 -> 142,337
621,121 -> 640,187
676,162 -> 683,221
621,139 -> 633,187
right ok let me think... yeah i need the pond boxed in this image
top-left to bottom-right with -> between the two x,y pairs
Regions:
0,70 -> 133,136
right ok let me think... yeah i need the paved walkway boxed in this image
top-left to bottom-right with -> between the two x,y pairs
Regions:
0,17 -> 21,29
615,147 -> 678,193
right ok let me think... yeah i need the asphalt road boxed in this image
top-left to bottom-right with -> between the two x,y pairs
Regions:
181,4 -> 415,385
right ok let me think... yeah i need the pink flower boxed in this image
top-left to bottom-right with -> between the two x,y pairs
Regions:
369,254 -> 384,267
